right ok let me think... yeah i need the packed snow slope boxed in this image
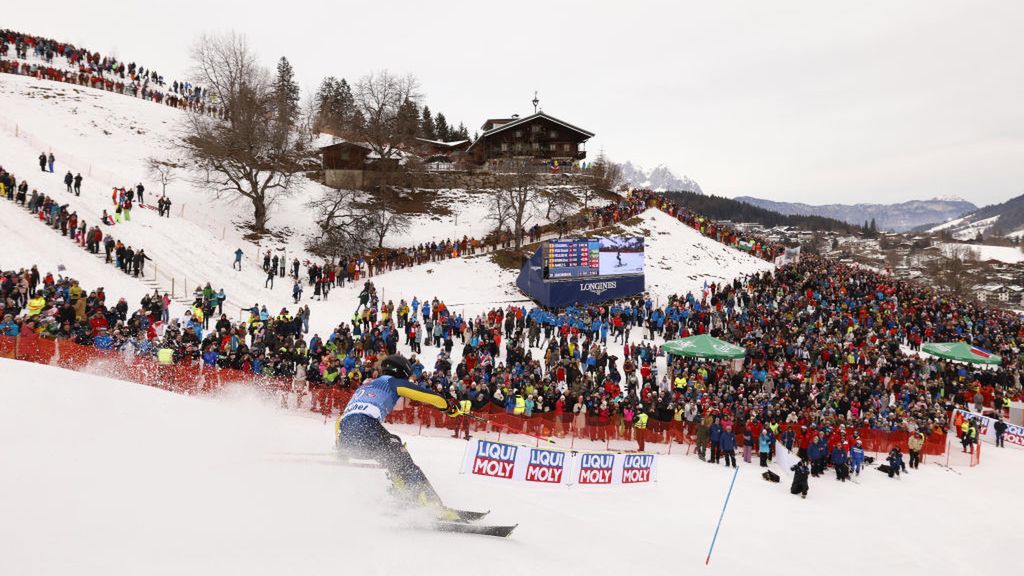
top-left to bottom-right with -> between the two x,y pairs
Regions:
2,359 -> 1021,576
0,72 -> 596,256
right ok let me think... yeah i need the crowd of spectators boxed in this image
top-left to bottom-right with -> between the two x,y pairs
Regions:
0,29 -> 223,116
1,161 -> 153,278
1,169 -> 1018,473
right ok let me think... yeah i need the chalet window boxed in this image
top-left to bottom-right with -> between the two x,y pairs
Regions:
549,143 -> 557,151
549,130 -> 557,139
532,124 -> 541,133
515,130 -> 522,138
515,143 -> 523,151
501,142 -> 509,152
563,143 -> 570,152
340,150 -> 350,160
532,142 -> 540,150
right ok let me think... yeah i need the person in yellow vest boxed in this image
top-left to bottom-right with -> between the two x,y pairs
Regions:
27,295 -> 46,316
513,394 -> 526,416
452,393 -> 473,440
634,405 -> 649,452
157,347 -> 175,365
674,374 -> 687,389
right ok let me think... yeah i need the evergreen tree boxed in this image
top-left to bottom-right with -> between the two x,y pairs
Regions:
870,217 -> 877,232
420,105 -> 436,140
453,122 -> 469,140
273,57 -> 300,126
435,112 -> 449,141
314,76 -> 359,135
396,98 -> 420,143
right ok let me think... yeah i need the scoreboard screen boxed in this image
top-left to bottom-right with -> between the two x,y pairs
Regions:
541,236 -> 645,280
543,239 -> 600,279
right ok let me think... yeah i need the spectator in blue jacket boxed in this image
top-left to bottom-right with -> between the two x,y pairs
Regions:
850,440 -> 865,476
807,435 -> 824,477
831,442 -> 850,482
758,429 -> 771,467
709,418 -> 723,464
719,424 -> 737,468
94,328 -> 113,350
0,314 -> 20,336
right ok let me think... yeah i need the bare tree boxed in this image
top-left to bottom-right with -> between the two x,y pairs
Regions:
353,70 -> 420,161
146,157 -> 179,197
491,161 -> 540,250
365,200 -> 413,249
540,187 -> 576,223
180,32 -> 311,234
305,188 -> 373,259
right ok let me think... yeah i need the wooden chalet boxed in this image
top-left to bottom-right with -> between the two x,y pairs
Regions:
466,111 -> 594,170
320,140 -> 371,170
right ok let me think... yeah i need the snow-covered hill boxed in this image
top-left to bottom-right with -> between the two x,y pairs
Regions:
2,358 -> 1021,575
924,193 -> 1024,240
0,71 -> 772,332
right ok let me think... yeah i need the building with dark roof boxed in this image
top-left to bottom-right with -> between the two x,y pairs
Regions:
466,111 -> 594,171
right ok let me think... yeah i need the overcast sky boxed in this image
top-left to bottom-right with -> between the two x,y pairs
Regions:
5,1 -> 1023,206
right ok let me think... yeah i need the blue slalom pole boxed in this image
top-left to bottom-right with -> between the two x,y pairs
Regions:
705,466 -> 739,566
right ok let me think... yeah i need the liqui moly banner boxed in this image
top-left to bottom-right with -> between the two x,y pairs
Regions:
953,409 -> 1024,446
462,439 -> 571,485
572,452 -> 658,486
461,441 -> 657,486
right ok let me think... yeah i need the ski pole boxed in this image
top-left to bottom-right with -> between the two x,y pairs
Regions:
460,413 -> 557,444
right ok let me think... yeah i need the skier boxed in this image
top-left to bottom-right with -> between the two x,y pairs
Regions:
38,152 -> 47,172
136,182 -> 145,205
233,248 -> 244,271
64,171 -> 73,192
73,173 -> 82,195
48,153 -> 55,172
335,354 -> 461,511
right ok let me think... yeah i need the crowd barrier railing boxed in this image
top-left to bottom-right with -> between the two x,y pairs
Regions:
0,334 -> 949,458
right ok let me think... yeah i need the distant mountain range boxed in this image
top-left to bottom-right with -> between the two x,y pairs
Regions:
620,162 -> 703,194
736,197 -> 977,232
922,193 -> 1024,239
662,191 -> 857,233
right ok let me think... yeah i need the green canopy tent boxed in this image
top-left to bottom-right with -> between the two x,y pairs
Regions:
662,334 -> 746,360
921,342 -> 1002,366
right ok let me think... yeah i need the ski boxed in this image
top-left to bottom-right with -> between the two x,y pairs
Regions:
444,508 -> 491,522
433,521 -> 517,538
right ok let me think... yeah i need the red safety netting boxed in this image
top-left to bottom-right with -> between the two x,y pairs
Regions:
1,335 -> 950,459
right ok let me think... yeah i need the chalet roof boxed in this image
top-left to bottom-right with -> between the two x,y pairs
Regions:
480,118 -> 518,131
468,111 -> 595,152
415,137 -> 470,148
316,134 -> 372,152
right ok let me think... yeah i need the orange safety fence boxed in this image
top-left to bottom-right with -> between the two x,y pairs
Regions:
1,334 -> 949,458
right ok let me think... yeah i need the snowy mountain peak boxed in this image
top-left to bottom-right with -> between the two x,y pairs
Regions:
620,161 -> 702,194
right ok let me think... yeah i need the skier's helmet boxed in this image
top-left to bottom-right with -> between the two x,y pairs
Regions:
381,354 -> 413,379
